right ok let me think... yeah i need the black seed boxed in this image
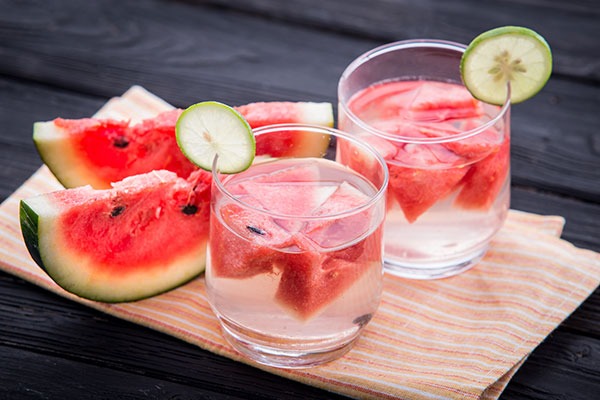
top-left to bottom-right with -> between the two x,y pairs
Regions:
110,205 -> 125,217
353,313 -> 372,328
113,136 -> 129,148
247,225 -> 266,235
182,204 -> 198,215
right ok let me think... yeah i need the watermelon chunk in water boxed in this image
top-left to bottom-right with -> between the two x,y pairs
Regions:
388,164 -> 468,223
34,101 -> 334,189
19,169 -> 212,302
388,142 -> 469,223
455,137 -> 510,210
209,202 -> 297,279
275,255 -> 365,320
302,181 -> 374,249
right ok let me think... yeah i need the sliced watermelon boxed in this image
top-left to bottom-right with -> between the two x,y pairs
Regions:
455,137 -> 510,210
303,181 -> 374,249
388,164 -> 468,223
274,229 -> 382,320
417,120 -> 504,162
19,169 -> 212,302
275,254 -> 357,320
405,81 -> 483,121
209,202 -> 297,279
237,101 -> 333,158
34,101 -> 334,189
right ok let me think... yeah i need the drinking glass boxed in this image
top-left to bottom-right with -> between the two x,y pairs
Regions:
338,40 -> 511,279
205,124 -> 388,368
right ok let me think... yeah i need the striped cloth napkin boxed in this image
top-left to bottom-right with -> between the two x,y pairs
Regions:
1,86 -> 599,400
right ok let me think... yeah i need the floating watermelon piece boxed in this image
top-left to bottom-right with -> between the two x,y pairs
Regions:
34,101 -> 334,189
455,137 -> 510,210
19,169 -> 212,302
406,81 -> 484,121
274,254 -> 356,320
418,120 -> 504,162
209,202 -> 297,279
303,181 -> 373,249
388,164 -> 468,223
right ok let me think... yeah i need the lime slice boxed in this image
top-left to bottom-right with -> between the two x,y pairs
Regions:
460,26 -> 552,105
176,101 -> 255,173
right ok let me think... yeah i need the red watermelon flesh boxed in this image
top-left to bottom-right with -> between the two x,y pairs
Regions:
388,164 -> 468,223
50,110 -> 195,189
405,81 -> 483,121
418,120 -> 504,162
209,202 -> 298,279
274,225 -> 382,320
34,101 -> 334,189
455,137 -> 510,210
348,80 -> 482,128
302,181 -> 374,249
19,169 -> 212,302
275,254 -> 361,320
388,140 -> 469,223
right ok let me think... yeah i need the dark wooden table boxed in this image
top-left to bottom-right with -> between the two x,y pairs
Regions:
1,1 -> 598,399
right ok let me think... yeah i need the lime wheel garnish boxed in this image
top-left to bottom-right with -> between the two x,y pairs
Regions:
460,26 -> 552,105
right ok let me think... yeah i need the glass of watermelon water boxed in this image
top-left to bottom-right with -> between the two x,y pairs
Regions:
338,40 -> 511,279
206,124 -> 388,368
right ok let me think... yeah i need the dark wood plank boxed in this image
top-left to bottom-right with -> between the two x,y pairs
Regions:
0,345 -> 275,400
196,0 -> 600,81
0,272 -> 349,400
0,1 -> 598,202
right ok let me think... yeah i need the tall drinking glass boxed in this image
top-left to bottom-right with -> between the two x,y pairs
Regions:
338,40 -> 511,279
206,124 -> 388,368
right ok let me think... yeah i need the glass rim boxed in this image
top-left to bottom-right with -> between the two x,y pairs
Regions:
211,123 -> 389,221
337,39 -> 512,144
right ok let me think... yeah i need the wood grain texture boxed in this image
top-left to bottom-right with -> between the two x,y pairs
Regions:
0,273 -> 347,400
195,0 -> 600,81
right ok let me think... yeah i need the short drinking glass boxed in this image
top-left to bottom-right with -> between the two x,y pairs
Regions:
206,124 -> 388,368
338,40 -> 511,279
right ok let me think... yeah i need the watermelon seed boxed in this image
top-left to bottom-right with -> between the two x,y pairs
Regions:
353,313 -> 372,328
182,204 -> 198,215
110,205 -> 126,217
113,136 -> 129,148
247,225 -> 266,236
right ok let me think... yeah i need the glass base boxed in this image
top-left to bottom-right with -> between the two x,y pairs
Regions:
218,316 -> 360,369
383,246 -> 487,280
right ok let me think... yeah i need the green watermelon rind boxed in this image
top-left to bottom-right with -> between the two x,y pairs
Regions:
33,121 -> 101,189
19,195 -> 207,303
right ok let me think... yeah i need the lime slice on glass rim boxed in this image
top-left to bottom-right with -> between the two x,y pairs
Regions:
176,101 -> 255,173
460,26 -> 552,105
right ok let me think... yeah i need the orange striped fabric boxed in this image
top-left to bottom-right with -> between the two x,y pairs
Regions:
1,87 -> 599,400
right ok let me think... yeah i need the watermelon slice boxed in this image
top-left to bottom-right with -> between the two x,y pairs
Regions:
455,137 -> 510,210
236,101 -> 333,158
19,169 -> 212,302
34,101 -> 334,189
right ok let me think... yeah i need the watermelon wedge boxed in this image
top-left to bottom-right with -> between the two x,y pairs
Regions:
34,101 -> 334,189
19,169 -> 212,302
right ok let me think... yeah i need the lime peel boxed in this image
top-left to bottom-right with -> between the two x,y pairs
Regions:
176,101 -> 256,174
460,26 -> 552,105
